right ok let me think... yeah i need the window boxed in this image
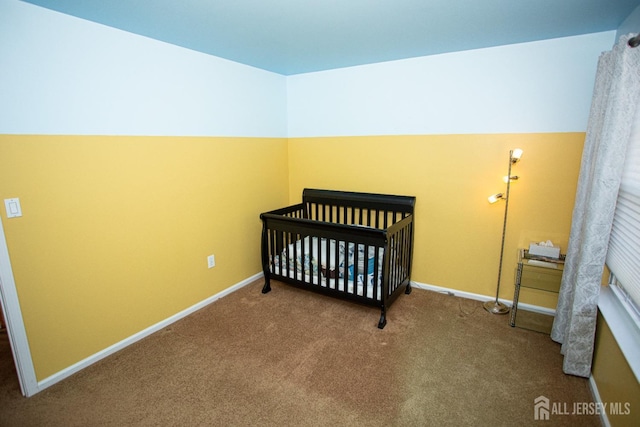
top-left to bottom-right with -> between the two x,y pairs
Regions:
601,98 -> 640,382
606,98 -> 640,326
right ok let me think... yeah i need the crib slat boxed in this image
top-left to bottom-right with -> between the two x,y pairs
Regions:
399,232 -> 405,290
322,239 -> 327,289
352,241 -> 357,295
302,234 -> 308,284
393,232 -> 400,291
317,236 -> 322,287
291,232 -> 297,280
401,228 -> 408,285
372,246 -> 377,301
362,243 -> 366,297
269,229 -> 276,275
284,231 -> 290,278
288,232 -> 293,279
281,231 -> 287,277
277,230 -> 282,276
336,240 -> 341,291
390,236 -> 396,294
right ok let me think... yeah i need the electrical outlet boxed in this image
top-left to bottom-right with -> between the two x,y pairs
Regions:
207,255 -> 215,268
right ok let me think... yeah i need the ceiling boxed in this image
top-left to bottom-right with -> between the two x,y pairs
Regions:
21,0 -> 640,75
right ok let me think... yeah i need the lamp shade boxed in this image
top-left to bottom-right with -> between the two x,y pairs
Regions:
488,193 -> 504,203
511,148 -> 523,161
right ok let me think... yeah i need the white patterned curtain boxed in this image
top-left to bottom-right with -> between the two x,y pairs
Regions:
551,34 -> 640,378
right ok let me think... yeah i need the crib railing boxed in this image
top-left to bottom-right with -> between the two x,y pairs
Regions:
261,214 -> 387,294
385,214 -> 414,303
303,188 -> 414,229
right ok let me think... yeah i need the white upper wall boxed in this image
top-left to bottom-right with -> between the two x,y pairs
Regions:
0,0 -> 619,138
287,31 -> 616,137
0,0 -> 287,137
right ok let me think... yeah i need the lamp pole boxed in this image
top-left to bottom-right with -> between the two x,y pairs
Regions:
484,149 -> 515,314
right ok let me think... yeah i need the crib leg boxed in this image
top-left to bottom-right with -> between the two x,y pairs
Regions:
405,282 -> 412,294
378,307 -> 387,329
261,278 -> 271,294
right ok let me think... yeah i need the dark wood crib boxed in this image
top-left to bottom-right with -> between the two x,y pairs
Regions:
260,189 -> 416,328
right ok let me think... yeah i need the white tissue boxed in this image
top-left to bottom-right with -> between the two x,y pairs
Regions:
529,240 -> 561,258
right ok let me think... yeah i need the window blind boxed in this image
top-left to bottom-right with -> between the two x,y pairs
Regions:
606,100 -> 640,314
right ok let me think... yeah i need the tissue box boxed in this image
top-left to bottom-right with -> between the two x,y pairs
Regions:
529,243 -> 561,259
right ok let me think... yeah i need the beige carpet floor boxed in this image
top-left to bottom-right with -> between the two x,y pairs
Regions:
0,280 -> 599,426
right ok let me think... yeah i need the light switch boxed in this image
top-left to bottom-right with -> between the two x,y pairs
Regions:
4,198 -> 22,218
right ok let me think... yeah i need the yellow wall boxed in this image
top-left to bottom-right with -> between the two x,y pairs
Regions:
288,133 -> 584,302
0,135 -> 289,379
0,132 -> 584,382
592,312 -> 640,427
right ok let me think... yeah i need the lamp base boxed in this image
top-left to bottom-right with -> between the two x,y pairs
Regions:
483,300 -> 510,314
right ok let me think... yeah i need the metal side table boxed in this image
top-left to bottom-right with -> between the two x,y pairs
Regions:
510,249 -> 564,332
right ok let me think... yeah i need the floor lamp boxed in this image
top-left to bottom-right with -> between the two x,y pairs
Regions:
484,148 -> 523,314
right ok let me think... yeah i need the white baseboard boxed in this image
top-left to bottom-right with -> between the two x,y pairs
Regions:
37,275 -> 553,393
589,375 -> 611,427
37,272 -> 264,392
411,280 -> 556,316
